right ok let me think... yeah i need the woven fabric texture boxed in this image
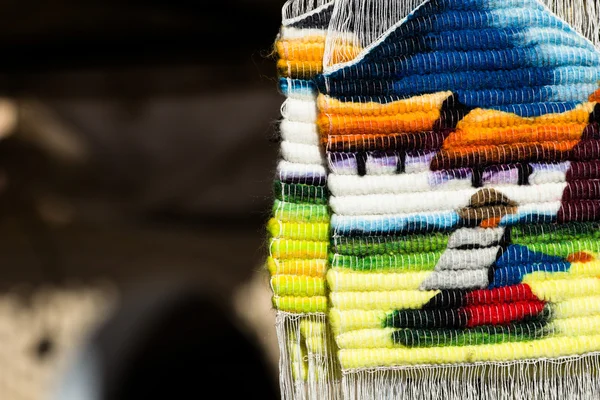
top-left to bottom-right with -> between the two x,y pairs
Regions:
267,0 -> 600,398
318,0 -> 600,370
269,1 -> 333,314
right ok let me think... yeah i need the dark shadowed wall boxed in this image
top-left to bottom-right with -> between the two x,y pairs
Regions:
0,2 -> 288,399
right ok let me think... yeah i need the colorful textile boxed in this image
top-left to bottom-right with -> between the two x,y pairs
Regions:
267,2 -> 345,397
269,1 -> 334,314
318,0 -> 600,373
268,0 -> 600,398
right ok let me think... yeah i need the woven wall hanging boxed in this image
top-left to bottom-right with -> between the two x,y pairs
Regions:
267,0 -> 600,398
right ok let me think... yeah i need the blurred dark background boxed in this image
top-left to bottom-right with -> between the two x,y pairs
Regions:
0,1 -> 286,399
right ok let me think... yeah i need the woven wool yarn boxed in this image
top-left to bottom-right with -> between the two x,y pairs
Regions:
316,0 -> 600,398
267,0 -> 600,399
267,1 -> 345,398
270,0 -> 333,314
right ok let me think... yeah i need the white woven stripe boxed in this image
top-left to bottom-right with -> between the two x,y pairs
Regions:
329,182 -> 568,215
280,120 -> 321,145
281,141 -> 326,165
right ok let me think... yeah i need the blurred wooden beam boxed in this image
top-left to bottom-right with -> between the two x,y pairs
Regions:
0,0 -> 282,73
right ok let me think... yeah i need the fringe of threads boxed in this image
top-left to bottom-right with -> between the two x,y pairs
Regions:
276,312 -> 343,400
323,0 -> 600,72
270,4 -> 340,400
342,352 -> 600,400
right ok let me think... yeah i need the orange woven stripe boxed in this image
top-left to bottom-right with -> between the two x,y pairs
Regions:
277,59 -> 323,78
318,111 -> 439,136
444,123 -> 587,148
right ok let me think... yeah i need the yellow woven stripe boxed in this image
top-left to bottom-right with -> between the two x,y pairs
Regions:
317,92 -> 452,116
267,257 -> 327,277
267,218 -> 329,241
271,275 -> 326,296
277,59 -> 323,78
327,269 -> 430,292
329,309 -> 387,335
330,290 -> 439,311
553,315 -> 600,335
337,328 -> 396,350
276,40 -> 325,62
569,260 -> 600,276
552,295 -> 600,318
269,238 -> 329,259
338,334 -> 600,369
300,319 -> 328,337
523,261 -> 600,284
527,277 -> 600,302
273,295 -> 328,313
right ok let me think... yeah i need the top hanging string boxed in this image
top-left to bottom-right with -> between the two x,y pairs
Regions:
323,0 -> 600,72
282,0 -> 336,25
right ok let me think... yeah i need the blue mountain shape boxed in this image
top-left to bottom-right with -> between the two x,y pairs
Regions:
317,0 -> 600,116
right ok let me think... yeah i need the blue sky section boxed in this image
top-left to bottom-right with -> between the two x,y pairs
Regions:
318,0 -> 600,117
